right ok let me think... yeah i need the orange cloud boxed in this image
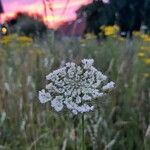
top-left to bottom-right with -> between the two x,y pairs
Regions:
43,14 -> 76,28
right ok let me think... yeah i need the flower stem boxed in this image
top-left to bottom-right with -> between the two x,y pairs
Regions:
81,114 -> 85,150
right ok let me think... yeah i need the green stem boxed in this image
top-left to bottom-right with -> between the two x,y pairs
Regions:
74,121 -> 77,150
81,114 -> 85,150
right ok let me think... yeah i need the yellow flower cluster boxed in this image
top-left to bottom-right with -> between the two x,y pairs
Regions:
138,46 -> 150,61
30,48 -> 45,56
143,73 -> 150,78
140,34 -> 150,42
143,58 -> 150,64
16,36 -> 33,43
0,34 -> 32,46
138,46 -> 150,79
85,33 -> 96,40
0,35 -> 15,45
137,45 -> 150,78
140,46 -> 150,51
133,31 -> 141,37
137,52 -> 145,57
133,31 -> 150,42
100,25 -> 119,36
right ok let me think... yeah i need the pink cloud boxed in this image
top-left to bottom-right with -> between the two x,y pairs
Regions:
1,0 -> 93,28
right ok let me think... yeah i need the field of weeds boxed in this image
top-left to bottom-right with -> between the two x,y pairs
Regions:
0,32 -> 150,150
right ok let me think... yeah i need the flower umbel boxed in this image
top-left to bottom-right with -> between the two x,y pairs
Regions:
39,59 -> 114,114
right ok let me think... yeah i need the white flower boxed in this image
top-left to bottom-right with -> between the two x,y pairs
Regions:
76,96 -> 82,104
39,89 -> 51,103
82,94 -> 91,101
51,96 -> 64,112
82,59 -> 94,69
102,81 -> 115,90
38,59 -> 115,114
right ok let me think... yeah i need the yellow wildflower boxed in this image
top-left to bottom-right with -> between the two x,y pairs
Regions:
140,34 -> 150,42
85,33 -> 96,40
140,46 -> 150,51
133,31 -> 141,37
138,52 -> 145,57
100,25 -> 119,36
117,37 -> 125,41
17,36 -> 33,43
0,35 -> 12,44
143,58 -> 150,64
30,49 -> 45,56
143,73 -> 150,78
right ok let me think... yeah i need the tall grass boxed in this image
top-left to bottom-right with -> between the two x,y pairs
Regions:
0,33 -> 150,150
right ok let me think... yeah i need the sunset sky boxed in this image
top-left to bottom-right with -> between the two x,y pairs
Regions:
1,0 -> 92,28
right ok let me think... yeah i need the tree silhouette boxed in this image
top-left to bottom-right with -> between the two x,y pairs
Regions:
0,0 -> 4,23
144,0 -> 150,32
77,1 -> 116,39
77,0 -> 150,38
6,12 -> 47,38
0,0 -> 3,13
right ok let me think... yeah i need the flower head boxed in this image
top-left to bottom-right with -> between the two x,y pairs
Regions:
39,59 -> 114,114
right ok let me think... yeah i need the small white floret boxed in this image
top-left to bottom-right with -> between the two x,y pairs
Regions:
39,89 -> 51,103
102,81 -> 115,90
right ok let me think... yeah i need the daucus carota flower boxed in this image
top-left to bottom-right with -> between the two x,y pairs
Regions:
38,59 -> 114,114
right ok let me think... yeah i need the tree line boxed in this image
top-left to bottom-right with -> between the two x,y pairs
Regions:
77,0 -> 150,38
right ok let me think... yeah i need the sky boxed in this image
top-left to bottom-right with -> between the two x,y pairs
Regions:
1,0 -> 93,28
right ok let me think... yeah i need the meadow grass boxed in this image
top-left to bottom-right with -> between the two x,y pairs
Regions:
0,33 -> 150,150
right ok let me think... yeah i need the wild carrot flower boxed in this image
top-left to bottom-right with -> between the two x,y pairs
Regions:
39,59 -> 114,114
